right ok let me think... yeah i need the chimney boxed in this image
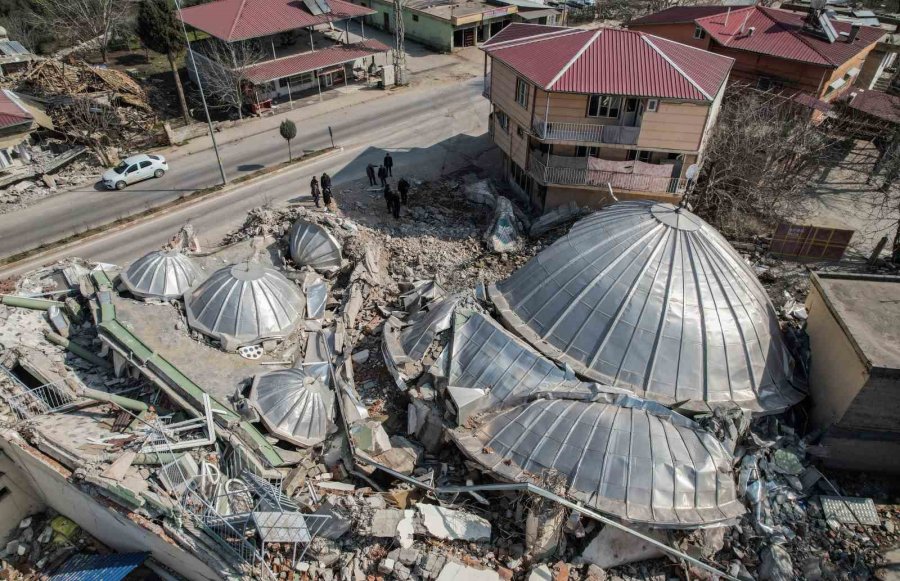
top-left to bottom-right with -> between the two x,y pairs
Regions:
848,23 -> 860,43
747,26 -> 755,36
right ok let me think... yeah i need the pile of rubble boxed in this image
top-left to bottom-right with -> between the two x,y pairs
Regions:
2,189 -> 900,581
0,148 -> 99,213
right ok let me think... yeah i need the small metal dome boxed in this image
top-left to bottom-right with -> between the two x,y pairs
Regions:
249,368 -> 335,447
489,201 -> 804,415
120,250 -> 201,300
288,220 -> 342,273
185,263 -> 305,350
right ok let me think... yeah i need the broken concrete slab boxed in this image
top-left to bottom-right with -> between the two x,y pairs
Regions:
581,525 -> 667,569
528,565 -> 553,581
436,560 -> 500,581
417,504 -> 491,542
370,509 -> 404,537
528,202 -> 582,237
372,435 -> 422,475
350,420 -> 392,455
101,451 -> 137,481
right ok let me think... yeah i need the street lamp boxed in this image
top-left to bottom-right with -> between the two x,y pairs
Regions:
172,0 -> 228,185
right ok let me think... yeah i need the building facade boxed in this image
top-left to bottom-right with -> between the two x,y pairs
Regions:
629,5 -> 886,106
481,24 -> 733,211
180,0 -> 390,112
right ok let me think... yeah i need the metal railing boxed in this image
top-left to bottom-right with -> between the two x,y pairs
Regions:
0,366 -> 78,422
532,116 -> 640,145
529,155 -> 687,194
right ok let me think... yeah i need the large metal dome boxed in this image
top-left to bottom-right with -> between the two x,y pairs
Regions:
120,250 -> 201,300
288,219 -> 342,273
249,368 -> 335,447
185,263 -> 305,350
489,201 -> 804,414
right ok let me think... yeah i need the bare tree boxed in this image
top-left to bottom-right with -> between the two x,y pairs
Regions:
31,0 -> 133,62
690,86 -> 854,237
189,40 -> 264,120
54,97 -> 121,164
0,12 -> 42,51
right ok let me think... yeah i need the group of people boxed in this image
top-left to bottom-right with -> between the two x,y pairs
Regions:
309,172 -> 333,209
366,152 -> 393,187
309,152 -> 410,219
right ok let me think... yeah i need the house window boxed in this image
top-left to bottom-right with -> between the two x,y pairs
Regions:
515,78 -> 530,109
587,94 -> 620,117
646,99 -> 659,112
693,25 -> 706,40
756,77 -> 783,92
412,13 -> 419,21
495,109 -> 509,132
638,150 -> 652,163
516,125 -> 524,137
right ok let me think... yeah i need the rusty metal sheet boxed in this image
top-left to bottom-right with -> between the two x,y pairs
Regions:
769,222 -> 854,261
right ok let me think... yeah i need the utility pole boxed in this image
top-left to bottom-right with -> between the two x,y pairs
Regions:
172,0 -> 228,185
393,0 -> 408,86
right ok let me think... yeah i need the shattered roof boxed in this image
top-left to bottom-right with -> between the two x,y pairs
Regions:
288,219 -> 343,273
489,201 -> 805,415
450,395 -> 745,526
184,263 -> 305,350
249,367 -> 335,447
119,250 -> 202,300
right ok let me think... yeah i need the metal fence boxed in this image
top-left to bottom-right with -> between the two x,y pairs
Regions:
529,155 -> 686,194
532,116 -> 640,145
0,366 -> 78,422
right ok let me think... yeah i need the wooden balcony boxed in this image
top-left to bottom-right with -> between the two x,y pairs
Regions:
532,116 -> 641,145
528,152 -> 687,195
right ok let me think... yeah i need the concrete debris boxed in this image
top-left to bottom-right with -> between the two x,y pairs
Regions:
528,202 -> 583,237
350,420 -> 392,455
418,504 -> 491,542
581,525 -> 667,569
758,544 -> 793,581
436,560 -> 500,581
528,564 -> 553,581
371,435 -> 422,475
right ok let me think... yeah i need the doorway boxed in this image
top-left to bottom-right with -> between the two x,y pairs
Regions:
383,12 -> 390,31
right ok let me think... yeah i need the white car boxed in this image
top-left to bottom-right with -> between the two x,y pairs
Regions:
102,154 -> 168,190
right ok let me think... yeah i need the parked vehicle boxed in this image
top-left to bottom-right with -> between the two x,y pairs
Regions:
102,154 -> 168,190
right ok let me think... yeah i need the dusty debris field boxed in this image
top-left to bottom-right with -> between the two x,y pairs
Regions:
0,179 -> 899,581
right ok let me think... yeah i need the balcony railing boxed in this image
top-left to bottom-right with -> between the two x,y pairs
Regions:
529,153 -> 687,195
532,116 -> 640,145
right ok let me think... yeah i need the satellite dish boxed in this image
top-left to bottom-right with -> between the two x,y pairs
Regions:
685,164 -> 699,181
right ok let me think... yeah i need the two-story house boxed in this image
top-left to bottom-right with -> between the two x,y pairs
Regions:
481,23 -> 734,210
629,5 -> 886,107
180,0 -> 391,112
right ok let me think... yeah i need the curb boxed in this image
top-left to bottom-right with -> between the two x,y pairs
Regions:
0,147 -> 345,274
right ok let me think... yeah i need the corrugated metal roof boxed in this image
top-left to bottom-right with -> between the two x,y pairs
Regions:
483,24 -> 732,101
481,23 -> 578,48
695,6 -> 885,67
0,88 -> 33,130
629,5 -> 730,26
179,0 -> 375,42
847,89 -> 900,124
488,201 -> 805,415
50,552 -> 149,581
242,40 -> 390,83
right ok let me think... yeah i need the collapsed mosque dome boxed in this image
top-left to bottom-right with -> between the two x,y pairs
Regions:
288,219 -> 343,273
488,201 -> 805,414
184,263 -> 305,350
249,367 -> 335,447
119,250 -> 202,300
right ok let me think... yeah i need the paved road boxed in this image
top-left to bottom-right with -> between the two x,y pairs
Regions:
0,78 -> 493,278
0,79 -> 489,259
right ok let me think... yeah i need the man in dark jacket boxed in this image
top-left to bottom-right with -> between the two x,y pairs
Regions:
366,163 -> 376,186
320,172 -> 331,191
398,177 -> 410,206
383,183 -> 394,211
377,165 -> 387,187
310,176 -> 321,207
384,152 -> 393,176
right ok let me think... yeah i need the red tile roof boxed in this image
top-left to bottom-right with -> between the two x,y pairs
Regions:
629,5 -> 730,26
791,91 -> 833,112
241,39 -> 390,83
179,0 -> 375,42
482,24 -> 733,101
0,89 -> 33,130
635,5 -> 885,67
846,89 -> 900,124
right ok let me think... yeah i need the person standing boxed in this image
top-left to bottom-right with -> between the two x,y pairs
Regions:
310,176 -> 321,208
366,163 -> 377,186
320,172 -> 331,192
398,177 -> 410,206
323,185 -> 333,209
384,152 -> 393,177
377,165 -> 387,187
383,182 -> 394,212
